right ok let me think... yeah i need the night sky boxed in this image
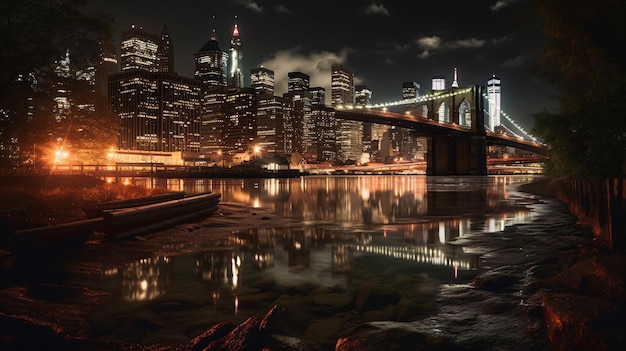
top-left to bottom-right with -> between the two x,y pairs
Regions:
84,0 -> 558,131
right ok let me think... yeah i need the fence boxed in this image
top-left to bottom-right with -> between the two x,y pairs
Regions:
558,177 -> 625,253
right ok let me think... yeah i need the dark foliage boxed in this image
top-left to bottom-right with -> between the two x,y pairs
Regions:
533,0 -> 626,179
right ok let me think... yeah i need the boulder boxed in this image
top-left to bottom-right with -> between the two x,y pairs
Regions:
335,321 -> 450,351
472,271 -> 518,292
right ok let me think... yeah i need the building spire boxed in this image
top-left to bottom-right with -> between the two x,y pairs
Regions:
210,15 -> 217,40
452,67 -> 459,88
232,15 -> 239,36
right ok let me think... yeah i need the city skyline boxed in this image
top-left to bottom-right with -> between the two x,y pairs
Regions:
84,0 -> 557,131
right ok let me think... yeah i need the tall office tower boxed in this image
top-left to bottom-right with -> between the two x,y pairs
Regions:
199,86 -> 228,155
53,49 -> 72,122
431,75 -> 446,91
95,40 -> 118,112
288,72 -> 310,92
309,87 -> 326,105
109,70 -> 201,152
370,123 -> 389,160
312,105 -> 336,161
194,29 -> 228,89
282,90 -> 311,156
222,87 -> 256,154
284,72 -> 312,157
120,25 -> 173,73
228,21 -> 244,88
355,86 -> 372,156
451,68 -> 459,88
257,94 -> 287,155
355,85 -> 371,106
158,25 -> 174,73
402,81 -> 420,99
331,64 -> 354,106
401,81 -> 426,159
487,75 -> 501,130
251,67 -> 274,95
332,64 -> 361,162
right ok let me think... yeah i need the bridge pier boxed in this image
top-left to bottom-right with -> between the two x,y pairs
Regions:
426,134 -> 487,176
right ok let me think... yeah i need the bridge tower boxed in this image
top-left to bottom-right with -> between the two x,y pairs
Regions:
425,85 -> 487,175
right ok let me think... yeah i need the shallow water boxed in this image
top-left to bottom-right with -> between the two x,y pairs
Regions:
63,175 -> 555,348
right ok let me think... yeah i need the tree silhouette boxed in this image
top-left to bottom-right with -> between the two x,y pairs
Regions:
534,0 -> 626,179
0,0 -> 113,165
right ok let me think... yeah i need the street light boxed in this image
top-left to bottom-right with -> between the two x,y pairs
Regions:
254,145 -> 261,159
217,150 -> 224,167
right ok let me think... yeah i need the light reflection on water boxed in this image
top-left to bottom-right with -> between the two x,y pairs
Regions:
92,175 -> 539,343
111,175 -> 536,224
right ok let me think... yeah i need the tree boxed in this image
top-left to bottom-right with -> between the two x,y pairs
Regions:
0,0 -> 113,165
534,0 -> 626,252
533,0 -> 626,179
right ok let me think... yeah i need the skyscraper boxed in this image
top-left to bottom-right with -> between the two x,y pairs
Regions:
95,40 -> 118,112
228,20 -> 244,88
250,67 -> 274,95
158,25 -> 174,73
331,64 -> 354,107
222,87 -> 256,155
194,29 -> 228,89
487,75 -> 501,130
402,81 -> 420,99
332,64 -> 362,162
288,72 -> 310,93
109,70 -> 201,152
256,95 -> 287,155
120,25 -> 173,73
111,26 -> 200,153
356,85 -> 373,157
309,87 -> 326,105
431,75 -> 446,91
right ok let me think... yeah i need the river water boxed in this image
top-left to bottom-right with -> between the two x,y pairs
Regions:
64,174 -> 585,350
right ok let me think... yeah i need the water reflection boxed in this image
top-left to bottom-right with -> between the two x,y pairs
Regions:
103,256 -> 172,301
88,175 -> 543,347
106,213 -> 531,303
110,175 -> 537,226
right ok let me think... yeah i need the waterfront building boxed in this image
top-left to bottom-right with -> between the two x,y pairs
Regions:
194,29 -> 228,89
109,70 -> 201,152
282,90 -> 310,156
111,26 -> 200,153
256,94 -> 287,155
222,87 -> 256,155
487,75 -> 502,130
199,85 -> 228,156
251,67 -> 274,95
228,21 -> 244,88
